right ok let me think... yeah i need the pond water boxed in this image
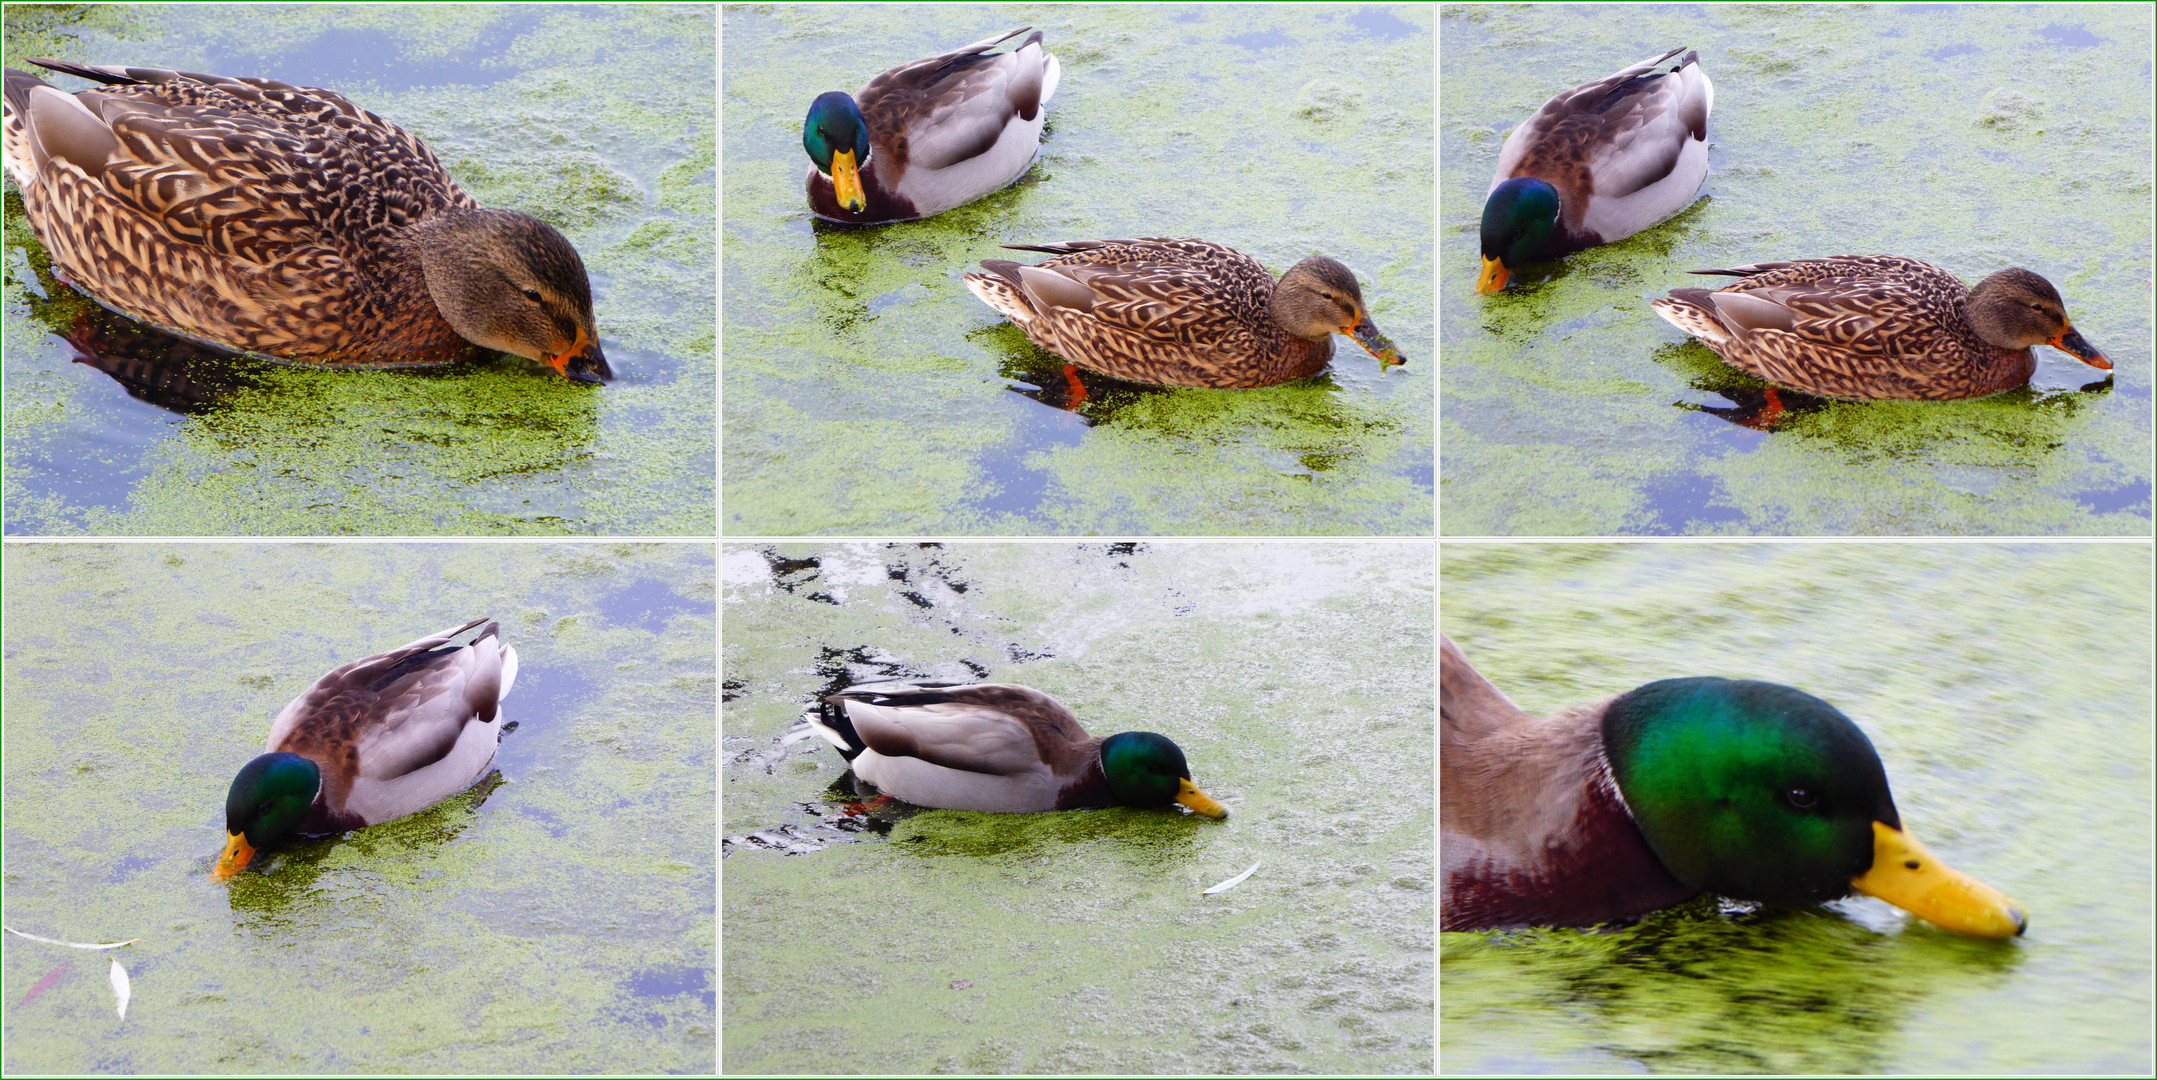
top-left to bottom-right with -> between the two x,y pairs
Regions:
721,5 -> 1434,536
2,4 -> 716,536
722,542 -> 1433,1073
1440,542 -> 2153,1073
1,542 -> 716,1072
1440,4 -> 2153,535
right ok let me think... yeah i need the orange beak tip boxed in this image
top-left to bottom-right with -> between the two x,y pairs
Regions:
548,339 -> 612,384
213,831 -> 255,880
1476,257 -> 1511,295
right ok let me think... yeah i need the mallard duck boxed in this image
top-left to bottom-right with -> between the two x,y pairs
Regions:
803,28 -> 1058,224
212,618 -> 519,880
811,680 -> 1227,818
1479,47 -> 1712,294
963,238 -> 1406,389
1441,635 -> 2026,938
1650,256 -> 2111,401
2,60 -> 610,382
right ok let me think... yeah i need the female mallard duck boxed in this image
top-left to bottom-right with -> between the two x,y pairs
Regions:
963,238 -> 1406,389
3,60 -> 609,382
812,681 -> 1227,818
1651,256 -> 2110,401
1479,47 -> 1712,294
212,619 -> 519,880
1441,635 -> 2026,938
803,28 -> 1058,225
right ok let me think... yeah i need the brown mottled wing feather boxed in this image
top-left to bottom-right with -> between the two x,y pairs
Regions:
1653,255 -> 2026,400
6,61 -> 478,365
965,237 -> 1329,389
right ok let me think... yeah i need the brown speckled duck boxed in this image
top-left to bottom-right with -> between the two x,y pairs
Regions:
3,60 -> 610,381
213,619 -> 519,880
1651,256 -> 2109,400
963,237 -> 1406,389
1442,634 -> 2026,938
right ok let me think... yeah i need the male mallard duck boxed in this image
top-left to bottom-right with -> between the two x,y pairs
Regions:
3,60 -> 610,382
1479,47 -> 1712,294
212,618 -> 519,880
963,238 -> 1406,389
1650,256 -> 2111,400
1441,635 -> 2026,938
812,681 -> 1227,818
803,28 -> 1058,224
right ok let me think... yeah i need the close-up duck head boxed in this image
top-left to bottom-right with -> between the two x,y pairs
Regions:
1967,267 -> 2109,372
1602,677 -> 2027,938
409,207 -> 612,383
212,751 -> 323,881
1477,176 -> 1561,294
802,90 -> 872,213
1274,256 -> 1406,369
1100,731 -> 1227,818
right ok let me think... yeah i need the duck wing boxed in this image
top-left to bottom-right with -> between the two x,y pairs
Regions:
1658,256 -> 1967,362
823,681 -> 1093,776
13,60 -> 470,256
267,618 -> 517,826
858,28 -> 1058,173
980,238 -> 1270,333
1493,48 -> 1712,243
4,60 -> 475,359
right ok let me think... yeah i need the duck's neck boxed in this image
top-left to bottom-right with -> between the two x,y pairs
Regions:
805,158 -> 919,224
1053,751 -> 1114,811
356,211 -> 491,365
1951,294 -> 2041,398
1443,740 -> 1695,931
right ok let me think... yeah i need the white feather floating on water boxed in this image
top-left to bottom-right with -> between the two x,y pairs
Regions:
1201,860 -> 1261,895
110,957 -> 131,1021
3,926 -> 139,950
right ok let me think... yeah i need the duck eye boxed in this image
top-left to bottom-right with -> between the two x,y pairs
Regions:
522,289 -> 543,303
1785,788 -> 1816,809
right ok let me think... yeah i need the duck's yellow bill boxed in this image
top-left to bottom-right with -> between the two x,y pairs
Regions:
1176,778 -> 1228,820
1850,820 -> 2026,939
1476,255 -> 1511,295
211,830 -> 255,881
829,148 -> 867,213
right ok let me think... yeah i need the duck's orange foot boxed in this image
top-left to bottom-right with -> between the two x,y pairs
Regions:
1750,386 -> 1787,429
1061,364 -> 1088,410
